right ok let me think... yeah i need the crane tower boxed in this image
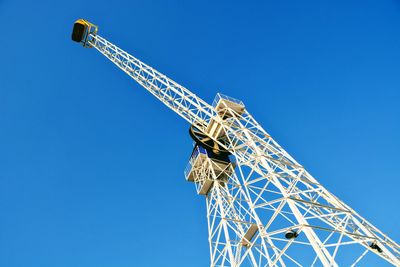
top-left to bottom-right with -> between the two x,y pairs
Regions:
71,19 -> 400,266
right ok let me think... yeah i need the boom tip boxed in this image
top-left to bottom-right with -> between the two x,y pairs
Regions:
71,19 -> 98,48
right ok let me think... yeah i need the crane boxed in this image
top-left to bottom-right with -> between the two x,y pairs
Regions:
71,19 -> 400,266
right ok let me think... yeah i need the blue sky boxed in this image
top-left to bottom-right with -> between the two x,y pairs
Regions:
1,0 -> 400,266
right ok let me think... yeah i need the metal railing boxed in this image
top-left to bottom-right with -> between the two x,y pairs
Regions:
212,93 -> 244,108
184,146 -> 208,179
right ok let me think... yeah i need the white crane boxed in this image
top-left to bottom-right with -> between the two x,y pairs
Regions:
72,19 -> 400,266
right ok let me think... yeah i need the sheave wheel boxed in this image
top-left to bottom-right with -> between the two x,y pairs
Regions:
189,125 -> 229,155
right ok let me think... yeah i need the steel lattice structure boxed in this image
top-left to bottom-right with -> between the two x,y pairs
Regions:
72,20 -> 400,266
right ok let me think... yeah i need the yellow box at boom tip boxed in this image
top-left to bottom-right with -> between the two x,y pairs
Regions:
71,19 -> 98,48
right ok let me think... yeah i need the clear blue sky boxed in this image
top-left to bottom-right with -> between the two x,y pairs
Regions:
1,1 -> 400,266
